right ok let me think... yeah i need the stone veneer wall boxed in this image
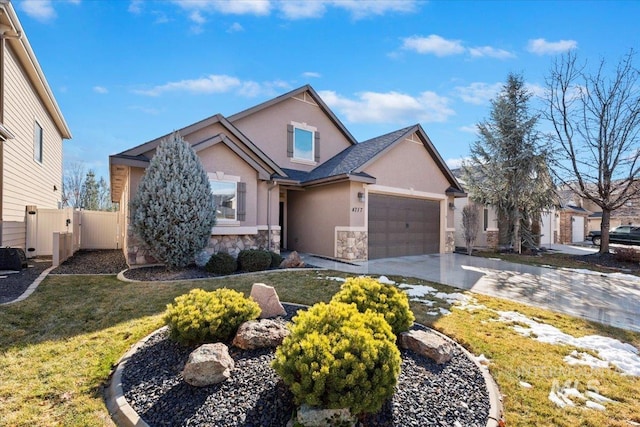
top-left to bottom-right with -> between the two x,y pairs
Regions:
445,230 -> 455,253
335,230 -> 367,261
486,229 -> 499,250
126,227 -> 281,266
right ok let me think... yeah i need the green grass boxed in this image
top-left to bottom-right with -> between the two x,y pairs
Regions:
1,270 -> 639,426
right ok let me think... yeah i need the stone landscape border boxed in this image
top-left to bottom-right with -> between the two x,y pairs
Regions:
104,311 -> 504,427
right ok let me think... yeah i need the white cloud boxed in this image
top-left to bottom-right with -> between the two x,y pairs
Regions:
455,82 -> 502,105
319,89 -> 454,124
302,71 -> 322,78
331,0 -> 417,19
134,75 -> 290,98
128,0 -> 143,14
401,34 -> 465,57
21,0 -> 56,22
446,157 -> 469,169
189,10 -> 206,24
527,38 -> 577,55
458,125 -> 478,134
525,82 -> 546,98
279,1 -> 327,19
227,22 -> 244,32
468,45 -> 515,59
134,74 -> 241,96
93,86 -> 108,94
171,0 -> 271,17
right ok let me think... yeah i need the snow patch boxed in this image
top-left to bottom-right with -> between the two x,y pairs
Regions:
563,351 -> 610,369
498,311 -> 640,376
377,275 -> 395,285
475,354 -> 490,365
519,381 -> 532,389
439,307 -> 451,315
400,284 -> 438,297
318,276 -> 346,282
585,400 -> 606,411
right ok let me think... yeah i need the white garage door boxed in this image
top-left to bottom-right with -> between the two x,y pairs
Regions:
572,216 -> 584,242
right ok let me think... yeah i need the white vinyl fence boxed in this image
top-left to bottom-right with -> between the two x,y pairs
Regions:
25,206 -> 121,258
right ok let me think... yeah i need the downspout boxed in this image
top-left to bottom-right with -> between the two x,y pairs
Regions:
266,180 -> 277,251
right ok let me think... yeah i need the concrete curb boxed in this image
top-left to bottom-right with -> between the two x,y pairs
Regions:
105,313 -> 503,427
0,265 -> 54,306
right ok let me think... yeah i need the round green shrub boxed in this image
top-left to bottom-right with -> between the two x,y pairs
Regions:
272,302 -> 401,415
164,288 -> 260,345
331,276 -> 415,335
204,252 -> 237,275
269,250 -> 284,268
237,249 -> 272,272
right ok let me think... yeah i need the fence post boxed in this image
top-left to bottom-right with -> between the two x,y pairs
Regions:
53,232 -> 60,267
25,205 -> 38,258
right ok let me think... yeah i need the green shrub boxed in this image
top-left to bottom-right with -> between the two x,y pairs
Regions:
331,276 -> 415,335
164,288 -> 260,345
237,249 -> 272,272
204,252 -> 237,275
272,302 -> 401,415
269,250 -> 284,268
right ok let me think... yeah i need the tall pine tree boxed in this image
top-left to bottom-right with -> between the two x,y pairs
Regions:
463,73 -> 555,253
130,132 -> 216,268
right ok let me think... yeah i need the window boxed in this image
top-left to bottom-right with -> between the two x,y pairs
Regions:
34,122 -> 43,163
210,180 -> 246,222
210,180 -> 237,221
287,122 -> 319,163
483,208 -> 489,231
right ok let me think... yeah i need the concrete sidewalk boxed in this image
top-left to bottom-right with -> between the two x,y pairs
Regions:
300,246 -> 640,333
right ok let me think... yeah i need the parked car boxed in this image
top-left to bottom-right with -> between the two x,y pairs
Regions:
588,225 -> 640,246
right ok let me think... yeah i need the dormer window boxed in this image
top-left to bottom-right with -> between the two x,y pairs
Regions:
287,122 -> 319,164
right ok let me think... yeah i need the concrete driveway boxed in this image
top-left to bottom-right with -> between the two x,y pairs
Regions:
301,245 -> 640,333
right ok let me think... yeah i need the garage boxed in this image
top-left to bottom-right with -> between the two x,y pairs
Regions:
368,194 -> 440,259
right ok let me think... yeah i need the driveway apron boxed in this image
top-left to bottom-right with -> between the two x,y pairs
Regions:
301,252 -> 640,333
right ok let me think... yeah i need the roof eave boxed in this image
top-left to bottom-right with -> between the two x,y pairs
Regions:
301,173 -> 376,188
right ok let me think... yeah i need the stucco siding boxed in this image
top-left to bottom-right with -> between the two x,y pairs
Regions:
2,44 -> 63,248
287,182 -> 350,257
363,136 -> 449,194
232,95 -> 353,172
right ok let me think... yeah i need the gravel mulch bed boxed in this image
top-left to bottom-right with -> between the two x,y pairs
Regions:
122,304 -> 490,427
0,258 -> 51,304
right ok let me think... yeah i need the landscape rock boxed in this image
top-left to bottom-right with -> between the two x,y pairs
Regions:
232,318 -> 290,350
294,404 -> 357,427
250,283 -> 286,318
182,343 -> 234,386
279,251 -> 305,268
399,329 -> 454,364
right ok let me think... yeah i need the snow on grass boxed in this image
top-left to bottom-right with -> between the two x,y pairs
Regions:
548,385 -> 613,411
519,381 -> 532,388
498,311 -> 640,376
317,276 -> 347,282
399,284 -> 438,298
376,275 -> 396,285
564,351 -> 610,369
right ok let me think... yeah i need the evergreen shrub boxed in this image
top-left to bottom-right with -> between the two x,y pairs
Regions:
237,249 -> 272,272
194,250 -> 212,268
130,132 -> 216,269
269,250 -> 284,268
272,302 -> 401,415
205,252 -> 238,275
331,276 -> 414,335
164,288 -> 260,345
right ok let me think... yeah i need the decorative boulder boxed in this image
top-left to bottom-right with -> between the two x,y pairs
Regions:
250,283 -> 286,318
232,318 -> 290,350
399,329 -> 454,364
294,405 -> 357,427
279,251 -> 305,268
182,343 -> 234,387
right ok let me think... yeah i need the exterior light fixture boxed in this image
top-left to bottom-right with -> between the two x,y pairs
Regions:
357,192 -> 365,202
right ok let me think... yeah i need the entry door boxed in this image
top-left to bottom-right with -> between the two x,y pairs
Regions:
368,194 -> 440,259
572,216 -> 585,242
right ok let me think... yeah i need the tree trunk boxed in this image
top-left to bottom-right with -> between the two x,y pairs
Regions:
512,208 -> 522,254
599,209 -> 611,254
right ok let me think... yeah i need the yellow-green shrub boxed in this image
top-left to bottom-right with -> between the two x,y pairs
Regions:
331,276 -> 415,335
272,302 -> 401,415
164,288 -> 260,345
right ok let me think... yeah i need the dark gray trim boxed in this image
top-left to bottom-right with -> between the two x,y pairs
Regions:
237,182 -> 246,221
287,124 -> 293,158
314,131 -> 320,163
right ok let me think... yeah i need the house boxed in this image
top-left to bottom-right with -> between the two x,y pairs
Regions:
452,169 -> 560,248
0,1 -> 72,250
110,85 -> 464,265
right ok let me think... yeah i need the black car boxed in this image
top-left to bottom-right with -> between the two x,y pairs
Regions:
588,225 -> 640,246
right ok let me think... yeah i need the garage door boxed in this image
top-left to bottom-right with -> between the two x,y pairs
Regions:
368,194 -> 440,259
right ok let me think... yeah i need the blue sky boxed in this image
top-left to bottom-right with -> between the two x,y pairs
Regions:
16,0 -> 640,182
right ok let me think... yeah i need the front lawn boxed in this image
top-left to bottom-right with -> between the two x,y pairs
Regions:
0,271 -> 638,426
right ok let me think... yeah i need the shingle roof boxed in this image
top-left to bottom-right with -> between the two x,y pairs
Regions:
303,126 -> 415,182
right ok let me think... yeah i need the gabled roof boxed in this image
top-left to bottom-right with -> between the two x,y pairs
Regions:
228,85 -> 358,146
283,124 -> 464,192
109,114 -> 286,202
0,1 -> 71,139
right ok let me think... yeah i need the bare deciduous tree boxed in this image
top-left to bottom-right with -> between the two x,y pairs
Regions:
544,49 -> 640,254
461,204 -> 480,255
62,162 -> 85,208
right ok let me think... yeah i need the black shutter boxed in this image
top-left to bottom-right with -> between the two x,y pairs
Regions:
237,182 -> 246,221
287,124 -> 294,158
314,131 -> 320,163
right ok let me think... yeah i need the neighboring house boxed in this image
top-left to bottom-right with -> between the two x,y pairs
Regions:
452,169 -> 559,248
0,1 -> 72,250
110,85 -> 464,265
